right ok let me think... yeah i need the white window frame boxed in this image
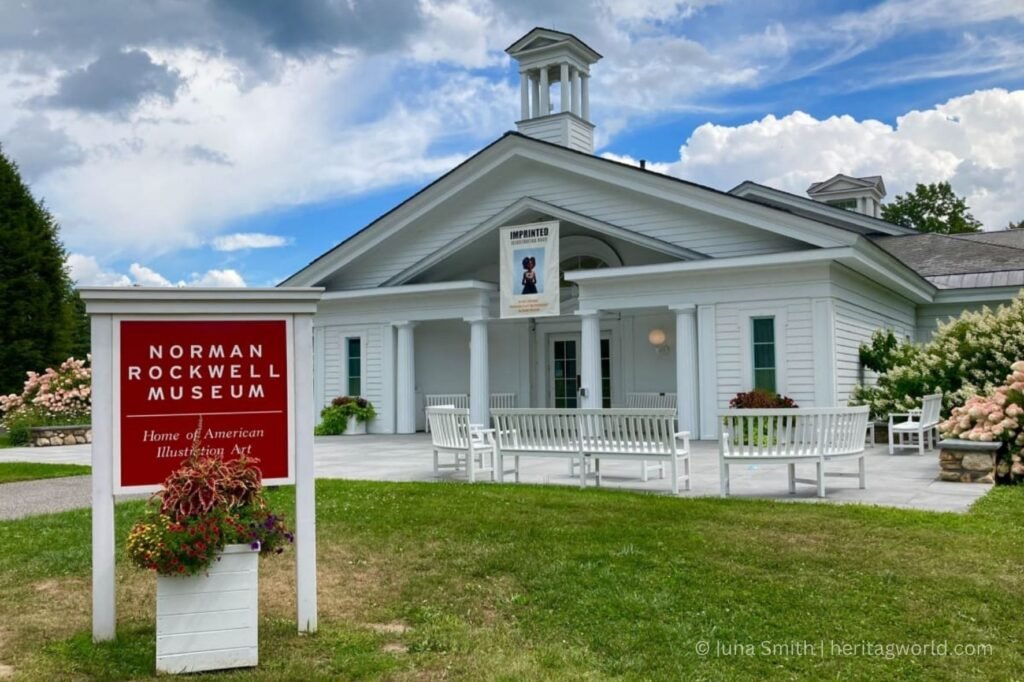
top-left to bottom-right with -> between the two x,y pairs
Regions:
739,308 -> 787,395
343,333 -> 367,398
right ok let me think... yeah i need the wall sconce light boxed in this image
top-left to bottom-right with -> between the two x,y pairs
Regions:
648,328 -> 669,353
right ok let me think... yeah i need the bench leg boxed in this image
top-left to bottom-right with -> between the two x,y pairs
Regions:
788,463 -> 796,495
433,449 -> 439,476
579,456 -> 586,488
641,461 -> 648,482
468,451 -> 476,484
888,427 -> 894,455
684,455 -> 691,491
858,455 -> 866,489
917,430 -> 925,456
497,452 -> 504,483
671,456 -> 679,495
816,460 -> 825,498
515,455 -> 520,483
595,458 -> 602,487
720,460 -> 729,497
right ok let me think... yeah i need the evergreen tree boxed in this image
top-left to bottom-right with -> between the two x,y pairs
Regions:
881,181 -> 983,234
0,146 -> 80,394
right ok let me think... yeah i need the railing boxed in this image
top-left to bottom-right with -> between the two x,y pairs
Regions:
424,393 -> 518,431
625,392 -> 677,409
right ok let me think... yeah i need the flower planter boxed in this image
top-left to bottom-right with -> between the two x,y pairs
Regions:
344,415 -> 367,435
156,544 -> 259,674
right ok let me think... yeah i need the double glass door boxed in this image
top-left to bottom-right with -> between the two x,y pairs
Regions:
549,334 -> 611,408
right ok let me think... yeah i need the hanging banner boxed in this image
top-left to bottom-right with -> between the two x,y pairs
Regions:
499,220 -> 560,318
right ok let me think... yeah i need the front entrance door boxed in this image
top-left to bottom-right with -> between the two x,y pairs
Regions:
549,334 -> 611,408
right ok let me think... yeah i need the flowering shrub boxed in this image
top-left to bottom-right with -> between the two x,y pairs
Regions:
852,292 -> 1024,419
729,389 -> 798,409
939,361 -> 1024,483
315,396 -> 376,435
127,420 -> 293,576
0,357 -> 91,444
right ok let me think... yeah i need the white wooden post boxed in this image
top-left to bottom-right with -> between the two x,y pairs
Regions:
581,75 -> 590,120
395,321 -> 416,433
539,67 -> 549,115
467,318 -> 490,427
812,299 -> 837,407
672,305 -> 699,436
579,310 -> 602,408
530,72 -> 540,118
91,313 -> 115,642
293,314 -> 317,633
560,63 -> 570,113
571,67 -> 581,116
519,72 -> 529,120
380,323 -> 397,433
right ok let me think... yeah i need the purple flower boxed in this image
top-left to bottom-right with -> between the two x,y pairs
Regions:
250,541 -> 260,550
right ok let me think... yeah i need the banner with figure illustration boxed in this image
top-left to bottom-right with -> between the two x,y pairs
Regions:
499,221 -> 560,318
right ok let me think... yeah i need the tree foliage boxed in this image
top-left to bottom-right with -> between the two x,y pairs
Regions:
851,292 -> 1024,419
881,181 -> 982,234
0,146 -> 85,394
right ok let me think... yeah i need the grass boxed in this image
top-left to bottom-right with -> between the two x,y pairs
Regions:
0,482 -> 1022,680
0,462 -> 91,484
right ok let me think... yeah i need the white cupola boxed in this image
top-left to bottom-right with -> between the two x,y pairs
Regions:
807,174 -> 887,218
505,27 -> 602,154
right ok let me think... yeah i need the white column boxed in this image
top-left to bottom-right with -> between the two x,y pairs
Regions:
571,67 -> 581,115
812,299 -> 837,407
697,305 -> 718,440
380,323 -> 396,433
91,313 -> 115,642
672,305 -> 699,437
293,313 -> 318,633
539,67 -> 549,115
395,321 -> 416,434
560,63 -> 570,113
581,74 -> 590,120
467,318 -> 490,426
520,72 -> 529,120
578,310 -> 602,408
530,72 -> 540,117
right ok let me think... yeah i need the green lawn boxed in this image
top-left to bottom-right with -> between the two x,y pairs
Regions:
0,482 -> 1021,680
0,462 -> 91,484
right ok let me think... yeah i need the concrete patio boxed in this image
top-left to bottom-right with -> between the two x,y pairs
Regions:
0,434 -> 991,513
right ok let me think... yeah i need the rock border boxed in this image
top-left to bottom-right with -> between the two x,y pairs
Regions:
29,425 -> 92,447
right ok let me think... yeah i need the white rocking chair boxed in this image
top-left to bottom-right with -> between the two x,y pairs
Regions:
888,394 -> 942,455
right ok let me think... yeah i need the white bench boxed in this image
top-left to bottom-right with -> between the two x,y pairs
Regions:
491,408 -> 691,495
719,406 -> 870,498
625,392 -> 677,409
424,393 -> 517,431
425,406 -> 496,483
888,394 -> 942,455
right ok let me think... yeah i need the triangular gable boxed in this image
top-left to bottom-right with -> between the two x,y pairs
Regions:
283,133 -> 867,289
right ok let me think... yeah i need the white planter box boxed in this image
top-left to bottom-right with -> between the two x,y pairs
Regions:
156,544 -> 259,674
345,415 -> 367,435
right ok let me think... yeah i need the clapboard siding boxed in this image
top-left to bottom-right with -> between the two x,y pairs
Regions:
833,300 -> 913,405
320,324 -> 383,412
715,298 -> 816,409
329,161 -> 806,289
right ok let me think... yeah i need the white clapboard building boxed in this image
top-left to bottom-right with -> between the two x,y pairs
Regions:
283,27 -> 1023,439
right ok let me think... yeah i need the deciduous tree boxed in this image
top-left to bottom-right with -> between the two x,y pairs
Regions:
881,181 -> 982,234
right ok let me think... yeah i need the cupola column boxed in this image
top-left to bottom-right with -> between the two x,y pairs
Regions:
581,74 -> 590,120
560,63 -> 570,113
571,67 -> 581,116
520,72 -> 530,120
539,67 -> 549,115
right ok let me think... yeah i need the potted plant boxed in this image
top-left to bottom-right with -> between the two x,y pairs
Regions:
126,419 -> 293,674
315,396 -> 376,435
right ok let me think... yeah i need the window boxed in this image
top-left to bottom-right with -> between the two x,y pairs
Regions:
751,317 -> 776,393
346,337 -> 362,396
826,198 -> 858,211
601,338 -> 611,408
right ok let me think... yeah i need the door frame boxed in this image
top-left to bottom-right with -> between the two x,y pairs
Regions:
544,329 -> 614,408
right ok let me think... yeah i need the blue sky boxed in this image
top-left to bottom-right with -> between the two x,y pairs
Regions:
0,0 -> 1022,288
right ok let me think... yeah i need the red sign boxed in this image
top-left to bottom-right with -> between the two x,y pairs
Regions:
117,320 -> 291,491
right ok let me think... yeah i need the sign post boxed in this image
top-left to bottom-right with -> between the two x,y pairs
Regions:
81,288 -> 323,642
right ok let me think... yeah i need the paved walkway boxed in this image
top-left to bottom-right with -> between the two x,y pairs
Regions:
0,435 -> 991,515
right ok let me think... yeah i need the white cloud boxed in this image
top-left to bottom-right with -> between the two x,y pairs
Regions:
211,232 -> 291,251
662,88 -> 1024,230
69,254 -> 247,288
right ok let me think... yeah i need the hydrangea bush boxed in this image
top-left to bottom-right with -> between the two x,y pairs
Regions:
0,356 -> 91,444
939,361 -> 1024,483
851,293 -> 1024,419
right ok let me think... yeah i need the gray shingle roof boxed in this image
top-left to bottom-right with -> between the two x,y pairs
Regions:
870,231 -> 1024,289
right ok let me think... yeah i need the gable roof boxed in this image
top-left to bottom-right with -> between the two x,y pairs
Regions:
807,173 -> 886,197
505,27 -> 603,60
283,133 -> 898,287
730,181 -> 915,236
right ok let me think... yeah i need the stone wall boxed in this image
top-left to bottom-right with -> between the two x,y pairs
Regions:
938,447 -> 997,483
31,425 -> 92,447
